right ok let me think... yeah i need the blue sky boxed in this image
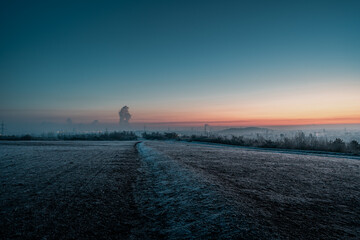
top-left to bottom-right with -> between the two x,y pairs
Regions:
1,0 -> 359,125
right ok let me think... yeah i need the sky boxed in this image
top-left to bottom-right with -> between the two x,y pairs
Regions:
1,0 -> 359,128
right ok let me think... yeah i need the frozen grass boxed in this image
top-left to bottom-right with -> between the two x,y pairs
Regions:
142,132 -> 360,155
134,142 -> 270,239
143,141 -> 360,239
1,140 -> 359,239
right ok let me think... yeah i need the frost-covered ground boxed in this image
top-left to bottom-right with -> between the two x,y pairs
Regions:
142,140 -> 360,239
0,141 -> 142,239
1,140 -> 359,239
134,142 -> 267,239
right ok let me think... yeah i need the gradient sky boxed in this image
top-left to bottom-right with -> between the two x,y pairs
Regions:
1,0 -> 359,126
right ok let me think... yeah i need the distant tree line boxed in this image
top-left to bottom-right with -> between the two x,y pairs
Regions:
58,131 -> 137,140
142,132 -> 179,140
0,131 -> 138,141
142,131 -> 360,155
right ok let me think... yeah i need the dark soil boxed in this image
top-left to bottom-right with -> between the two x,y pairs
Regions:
0,141 -> 142,240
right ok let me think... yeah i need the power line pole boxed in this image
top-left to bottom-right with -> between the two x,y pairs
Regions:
1,121 -> 4,136
204,124 -> 209,136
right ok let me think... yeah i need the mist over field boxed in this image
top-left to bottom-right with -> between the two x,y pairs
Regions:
1,0 -> 360,239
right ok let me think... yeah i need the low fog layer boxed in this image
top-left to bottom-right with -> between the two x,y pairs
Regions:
1,119 -> 360,143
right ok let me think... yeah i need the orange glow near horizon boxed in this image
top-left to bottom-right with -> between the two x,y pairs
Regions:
129,114 -> 360,127
4,108 -> 360,127
130,83 -> 360,126
3,81 -> 359,127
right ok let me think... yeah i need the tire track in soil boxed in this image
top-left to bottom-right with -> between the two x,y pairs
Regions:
133,142 -> 272,239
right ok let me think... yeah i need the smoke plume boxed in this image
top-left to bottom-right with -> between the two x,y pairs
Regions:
119,106 -> 131,125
